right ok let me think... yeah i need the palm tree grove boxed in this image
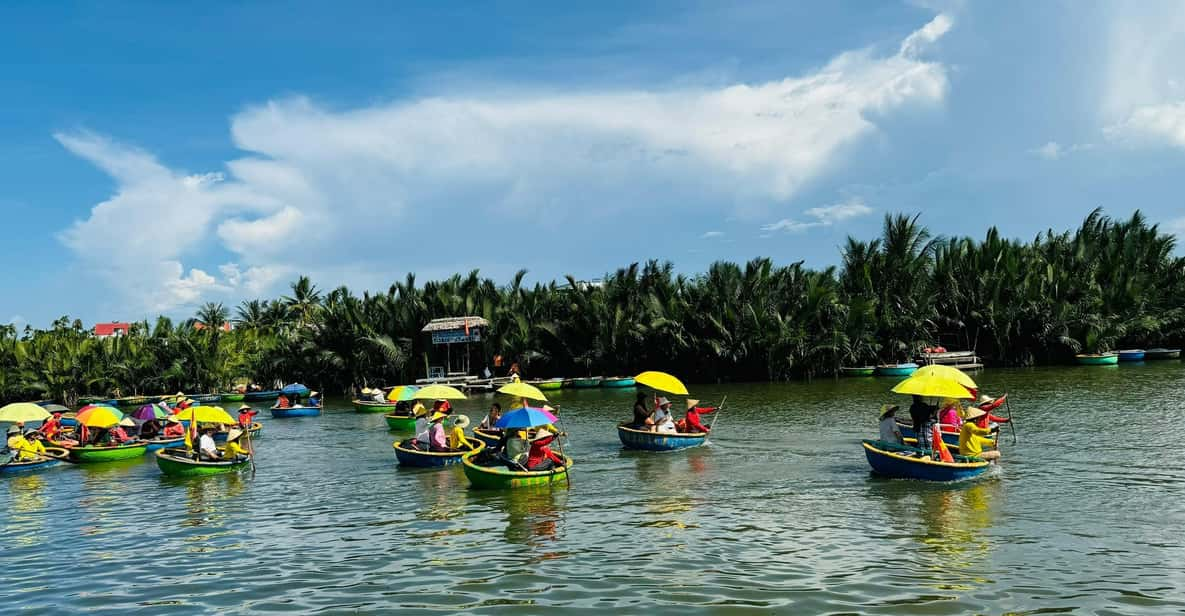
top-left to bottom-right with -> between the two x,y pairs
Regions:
3,210 -> 1182,404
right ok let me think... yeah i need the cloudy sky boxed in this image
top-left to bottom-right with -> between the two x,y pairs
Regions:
2,1 -> 1184,326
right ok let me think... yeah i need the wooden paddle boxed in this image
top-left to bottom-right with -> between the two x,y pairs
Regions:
244,426 -> 257,477
1004,394 -> 1017,445
707,396 -> 728,433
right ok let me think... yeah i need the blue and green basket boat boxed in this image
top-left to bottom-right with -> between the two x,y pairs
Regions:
874,363 -> 919,377
461,451 -> 571,489
617,423 -> 707,451
602,377 -> 636,388
393,439 -> 483,468
1,446 -> 69,474
1075,353 -> 1118,366
862,439 -> 991,481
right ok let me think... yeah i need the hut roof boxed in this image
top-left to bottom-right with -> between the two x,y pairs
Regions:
421,316 -> 489,333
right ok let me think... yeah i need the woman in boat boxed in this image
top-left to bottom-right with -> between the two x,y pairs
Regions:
651,397 -> 677,434
237,405 -> 258,428
371,389 -> 386,403
448,415 -> 473,450
938,398 -> 963,430
107,422 -> 132,444
525,428 -> 564,471
959,408 -> 1000,461
41,411 -> 64,440
878,405 -> 904,445
908,396 -> 937,451
427,412 -> 449,452
276,394 -> 291,408
162,416 -> 185,438
307,390 -> 321,407
479,403 -> 503,432
222,428 -> 251,460
630,393 -> 653,429
6,426 -> 46,461
412,403 -> 431,449
681,399 -> 715,433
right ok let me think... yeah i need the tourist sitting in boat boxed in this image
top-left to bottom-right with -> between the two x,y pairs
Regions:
162,416 -> 185,438
198,427 -> 220,461
276,394 -> 291,408
448,415 -> 473,450
499,430 -> 530,466
630,393 -> 653,429
107,423 -> 132,444
427,412 -> 449,452
237,405 -> 258,428
307,390 -> 321,407
938,398 -> 963,430
525,428 -> 564,471
679,399 -> 715,433
959,408 -> 1000,461
371,389 -> 386,403
908,396 -> 937,450
479,403 -> 502,432
651,397 -> 677,434
878,405 -> 904,445
222,428 -> 250,461
976,395 -> 1011,424
433,399 -> 453,416
140,419 -> 162,439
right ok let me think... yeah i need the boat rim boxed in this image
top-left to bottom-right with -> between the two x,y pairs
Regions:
461,450 -> 573,476
862,440 -> 988,469
616,423 -> 707,439
392,439 -> 484,456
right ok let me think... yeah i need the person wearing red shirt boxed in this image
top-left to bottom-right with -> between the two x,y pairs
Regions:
276,395 -> 290,408
682,399 -> 717,433
525,428 -> 565,471
41,412 -> 63,439
237,405 -> 258,428
162,416 -> 185,438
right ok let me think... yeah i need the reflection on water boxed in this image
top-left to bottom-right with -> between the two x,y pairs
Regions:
0,364 -> 1184,613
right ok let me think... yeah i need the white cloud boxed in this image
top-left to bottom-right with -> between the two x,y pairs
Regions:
1099,4 -> 1185,149
762,197 -> 874,233
1034,141 -> 1063,160
1106,101 -> 1185,148
58,14 -> 951,315
700,231 -> 724,238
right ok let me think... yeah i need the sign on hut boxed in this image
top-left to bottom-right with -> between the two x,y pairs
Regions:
421,317 -> 489,380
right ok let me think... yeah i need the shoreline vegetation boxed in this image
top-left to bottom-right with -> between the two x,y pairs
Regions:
2,210 -> 1181,404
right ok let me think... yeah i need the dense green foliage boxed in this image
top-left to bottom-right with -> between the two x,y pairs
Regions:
1,210 -> 1181,402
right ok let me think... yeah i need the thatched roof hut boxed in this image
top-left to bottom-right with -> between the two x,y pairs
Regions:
421,316 -> 490,333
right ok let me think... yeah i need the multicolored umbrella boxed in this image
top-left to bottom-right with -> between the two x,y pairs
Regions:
495,406 -> 558,429
131,404 -> 169,421
77,403 -> 117,414
386,385 -> 419,402
0,403 -> 51,423
75,405 -> 124,428
171,405 -> 236,425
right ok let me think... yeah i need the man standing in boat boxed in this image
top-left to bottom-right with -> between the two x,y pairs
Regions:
908,395 -> 937,451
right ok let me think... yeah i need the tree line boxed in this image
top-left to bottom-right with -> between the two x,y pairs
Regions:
1,209 -> 1181,404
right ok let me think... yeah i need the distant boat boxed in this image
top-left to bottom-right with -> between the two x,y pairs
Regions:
840,366 -> 875,377
244,390 -> 281,401
1075,353 -> 1118,366
567,377 -> 603,388
874,363 -> 919,377
602,377 -> 636,388
1117,350 -> 1146,362
1145,348 -> 1181,360
527,378 -> 565,391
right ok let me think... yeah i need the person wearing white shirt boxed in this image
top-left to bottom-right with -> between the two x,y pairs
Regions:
413,402 -> 431,448
878,405 -> 904,445
652,397 -> 677,434
198,428 -> 220,460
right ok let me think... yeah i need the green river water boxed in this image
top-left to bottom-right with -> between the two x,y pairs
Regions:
2,363 -> 1185,614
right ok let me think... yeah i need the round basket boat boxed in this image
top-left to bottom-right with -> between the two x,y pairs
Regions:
60,441 -> 149,463
461,450 -> 572,489
1,446 -> 69,474
220,393 -> 245,402
354,400 -> 397,414
144,436 -> 186,452
243,390 -> 281,401
617,423 -> 707,451
602,377 -> 636,388
155,448 -> 251,477
862,440 -> 990,482
384,413 -> 416,431
393,439 -> 484,467
270,405 -> 321,418
472,428 -> 502,448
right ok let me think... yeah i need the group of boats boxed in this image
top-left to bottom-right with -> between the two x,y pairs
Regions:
1074,348 -> 1181,365
76,387 -> 299,409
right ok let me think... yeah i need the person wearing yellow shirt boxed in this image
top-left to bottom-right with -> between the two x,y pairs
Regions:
6,426 -> 47,461
958,409 -> 1000,461
448,415 -> 473,450
222,428 -> 251,460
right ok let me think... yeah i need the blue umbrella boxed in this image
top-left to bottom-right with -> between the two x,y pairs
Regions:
281,383 -> 309,395
494,407 -> 558,429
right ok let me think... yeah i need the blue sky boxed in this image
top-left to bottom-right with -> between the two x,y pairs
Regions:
2,1 -> 1184,327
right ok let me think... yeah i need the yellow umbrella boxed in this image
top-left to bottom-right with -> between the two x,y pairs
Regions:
910,364 -> 977,389
412,384 -> 467,400
497,382 -> 548,402
172,405 -> 236,425
0,403 -> 51,423
891,374 -> 973,399
634,371 -> 689,396
75,406 -> 124,428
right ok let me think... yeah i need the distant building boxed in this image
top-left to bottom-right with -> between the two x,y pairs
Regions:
194,322 -> 233,332
94,322 -> 131,338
